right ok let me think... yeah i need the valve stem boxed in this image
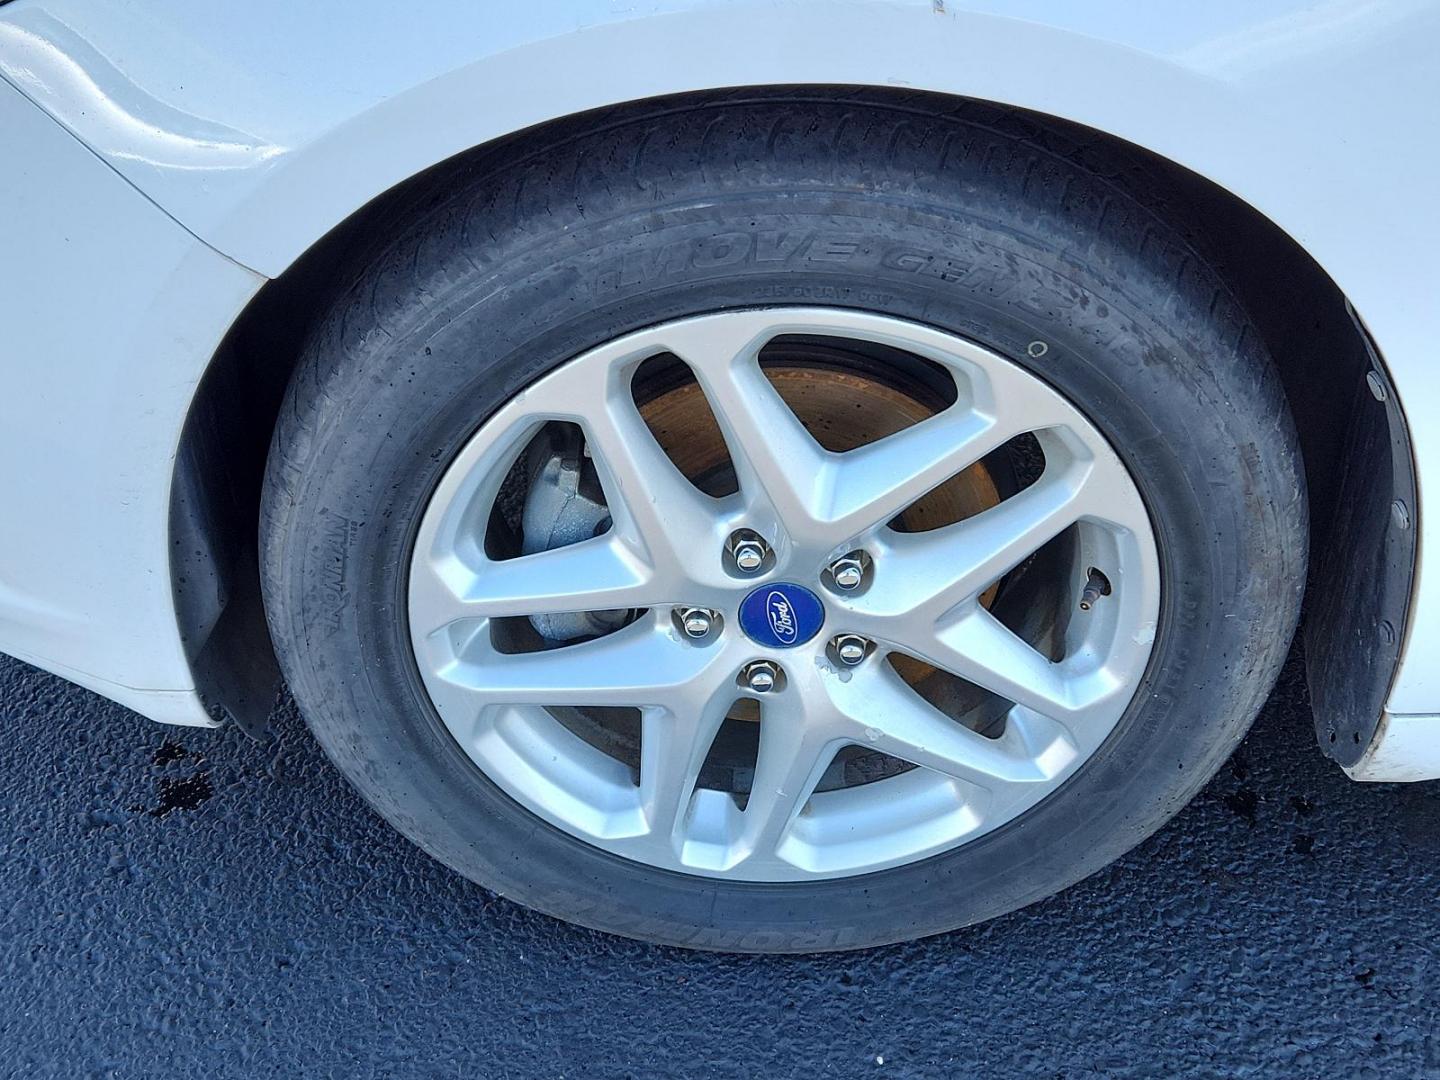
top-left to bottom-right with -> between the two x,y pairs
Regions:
1079,567 -> 1112,611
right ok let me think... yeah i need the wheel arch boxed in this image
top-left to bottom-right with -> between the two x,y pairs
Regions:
171,87 -> 1415,762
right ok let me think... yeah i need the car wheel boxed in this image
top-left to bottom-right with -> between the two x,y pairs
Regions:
260,95 -> 1306,952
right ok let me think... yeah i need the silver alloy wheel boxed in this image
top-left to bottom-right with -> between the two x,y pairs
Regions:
408,308 -> 1160,882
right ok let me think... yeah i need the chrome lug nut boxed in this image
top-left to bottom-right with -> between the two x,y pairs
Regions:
727,530 -> 770,574
734,543 -> 765,573
828,553 -> 867,591
832,634 -> 870,666
678,607 -> 718,638
739,660 -> 781,693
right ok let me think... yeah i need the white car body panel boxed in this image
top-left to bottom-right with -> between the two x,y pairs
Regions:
1347,711 -> 1440,783
0,77 -> 263,724
0,0 -> 1436,771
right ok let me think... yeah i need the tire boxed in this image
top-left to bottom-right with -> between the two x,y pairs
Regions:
261,92 -> 1306,952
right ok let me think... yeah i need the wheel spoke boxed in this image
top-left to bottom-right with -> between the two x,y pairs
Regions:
436,619 -> 716,708
673,320 -> 1013,542
732,696 -> 841,862
669,324 -> 830,535
826,663 -> 1061,788
639,696 -> 731,845
581,365 -> 720,570
869,460 -> 1095,620
819,408 -> 1014,537
904,606 -> 1083,722
412,534 -> 660,630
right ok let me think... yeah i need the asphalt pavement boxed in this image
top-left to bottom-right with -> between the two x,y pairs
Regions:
2,648 -> 1438,1079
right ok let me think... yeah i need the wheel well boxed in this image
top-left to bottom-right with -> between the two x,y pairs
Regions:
172,86 -> 1415,751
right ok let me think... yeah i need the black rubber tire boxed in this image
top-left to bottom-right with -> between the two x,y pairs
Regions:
260,92 -> 1307,953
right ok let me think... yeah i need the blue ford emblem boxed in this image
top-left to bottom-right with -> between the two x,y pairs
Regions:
738,582 -> 824,648
766,591 -> 798,644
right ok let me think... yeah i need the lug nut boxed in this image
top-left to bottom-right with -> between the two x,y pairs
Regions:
828,553 -> 867,591
832,634 -> 870,666
739,660 -> 781,693
678,607 -> 718,638
727,530 -> 770,574
735,543 -> 765,572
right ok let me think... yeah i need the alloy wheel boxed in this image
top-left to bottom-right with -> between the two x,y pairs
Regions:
408,308 -> 1160,882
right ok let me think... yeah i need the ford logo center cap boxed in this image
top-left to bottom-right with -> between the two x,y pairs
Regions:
738,583 -> 825,648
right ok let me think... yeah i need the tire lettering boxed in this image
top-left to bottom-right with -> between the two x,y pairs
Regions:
810,237 -> 860,263
317,508 -> 361,638
692,231 -> 752,268
756,230 -> 812,263
881,249 -> 933,273
593,230 -> 889,294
